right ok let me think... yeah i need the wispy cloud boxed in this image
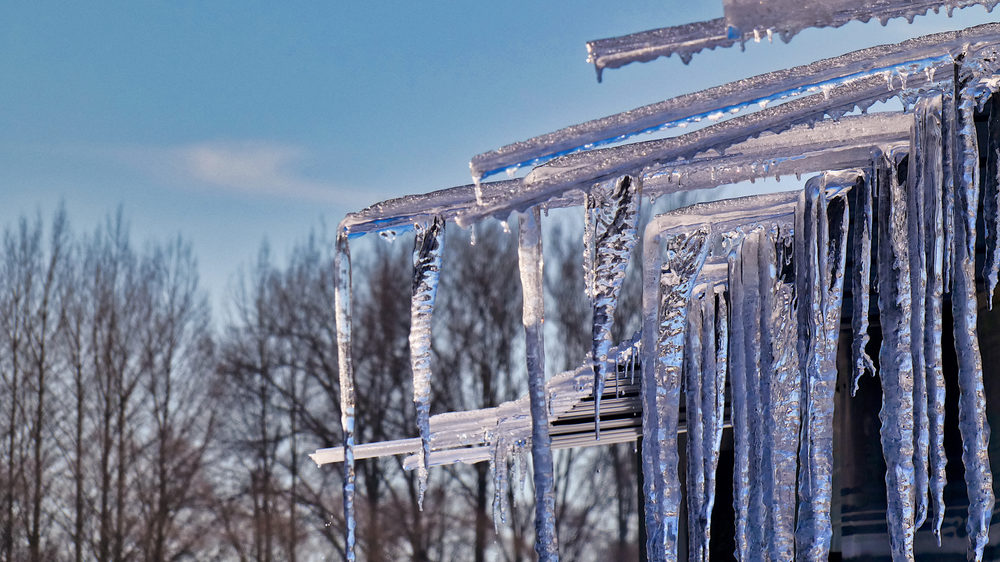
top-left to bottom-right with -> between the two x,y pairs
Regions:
117,141 -> 369,205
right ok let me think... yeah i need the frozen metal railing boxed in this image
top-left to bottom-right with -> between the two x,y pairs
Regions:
586,0 -> 999,76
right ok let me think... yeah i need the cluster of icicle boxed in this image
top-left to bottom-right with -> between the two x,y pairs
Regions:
637,86 -> 998,562
330,59 -> 1000,562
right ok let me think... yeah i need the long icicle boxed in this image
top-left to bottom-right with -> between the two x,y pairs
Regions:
906,132 -> 931,530
410,216 -> 445,509
760,227 -> 800,560
742,229 -> 767,561
876,149 -> 916,561
704,287 -> 727,561
951,76 -> 995,562
517,207 -> 559,561
917,92 -> 948,542
726,234 -> 751,561
795,174 -> 849,561
774,281 -> 802,560
684,282 -> 727,562
684,288 -> 707,562
641,227 -> 710,562
820,182 -> 850,556
334,231 -> 357,562
584,192 -> 597,300
943,89 -> 957,292
641,227 -> 662,562
591,176 -> 642,438
754,228 -> 776,561
794,178 -> 820,559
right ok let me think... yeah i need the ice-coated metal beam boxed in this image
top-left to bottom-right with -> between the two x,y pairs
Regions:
473,23 -> 1000,182
340,112 -> 907,239
586,2 -> 998,75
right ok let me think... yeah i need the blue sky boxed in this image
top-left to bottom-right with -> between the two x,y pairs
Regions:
1,2 -> 997,313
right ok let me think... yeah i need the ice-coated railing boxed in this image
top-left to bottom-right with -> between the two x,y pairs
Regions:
586,0 -> 999,77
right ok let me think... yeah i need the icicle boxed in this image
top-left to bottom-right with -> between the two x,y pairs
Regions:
410,216 -> 445,510
906,124 -> 931,530
684,289 -> 708,562
685,283 -> 726,562
875,150 -> 916,562
583,192 -> 597,299
334,231 -> 357,562
984,94 -> 1000,304
516,207 -> 559,561
491,439 -> 511,527
942,89 -> 956,290
917,93 -> 948,543
641,226 -> 710,562
640,236 -> 661,562
851,169 -> 875,395
741,230 -> 767,561
794,180 -> 823,560
795,174 -> 849,561
590,176 -> 642,438
950,81 -> 994,562
822,183 -> 850,548
759,227 -> 800,560
726,234 -> 751,562
706,290 -> 727,556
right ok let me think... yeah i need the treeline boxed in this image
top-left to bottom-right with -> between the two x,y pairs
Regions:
0,210 -> 215,561
0,209 -> 642,561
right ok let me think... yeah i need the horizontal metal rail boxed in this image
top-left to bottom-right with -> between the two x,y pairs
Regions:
585,1 -> 996,75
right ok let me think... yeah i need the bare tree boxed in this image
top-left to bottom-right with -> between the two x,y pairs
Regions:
132,237 -> 217,561
217,244 -> 288,562
0,211 -> 69,561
